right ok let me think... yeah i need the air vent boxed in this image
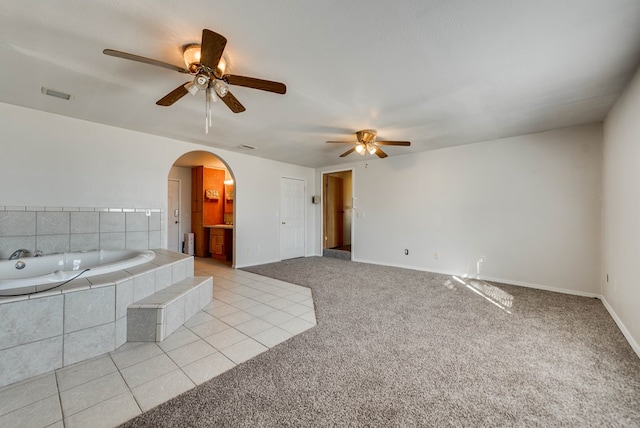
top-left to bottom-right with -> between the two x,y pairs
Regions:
237,144 -> 257,150
41,87 -> 71,100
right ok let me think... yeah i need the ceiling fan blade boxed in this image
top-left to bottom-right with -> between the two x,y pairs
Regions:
376,141 -> 411,146
103,49 -> 189,74
223,75 -> 286,94
200,29 -> 227,70
339,147 -> 356,157
375,148 -> 388,158
156,83 -> 190,106
326,141 -> 357,144
219,91 -> 246,113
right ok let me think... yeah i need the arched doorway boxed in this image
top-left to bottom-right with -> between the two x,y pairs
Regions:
168,150 -> 235,266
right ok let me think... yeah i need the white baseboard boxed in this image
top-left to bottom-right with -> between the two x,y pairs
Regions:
600,297 -> 640,359
353,258 -> 600,298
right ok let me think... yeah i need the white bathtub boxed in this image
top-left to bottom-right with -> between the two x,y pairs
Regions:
0,249 -> 156,295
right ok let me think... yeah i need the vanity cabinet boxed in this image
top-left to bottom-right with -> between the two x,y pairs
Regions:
209,228 -> 225,259
209,227 -> 232,261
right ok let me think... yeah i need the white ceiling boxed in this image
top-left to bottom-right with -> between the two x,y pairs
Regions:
2,0 -> 640,168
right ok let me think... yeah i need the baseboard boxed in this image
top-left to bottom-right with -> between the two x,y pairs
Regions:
475,273 -> 601,299
353,258 -> 600,298
600,297 -> 640,359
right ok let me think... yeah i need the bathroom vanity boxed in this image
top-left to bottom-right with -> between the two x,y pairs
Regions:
206,224 -> 233,261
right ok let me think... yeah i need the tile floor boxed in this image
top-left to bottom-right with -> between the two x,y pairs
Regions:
0,258 -> 316,428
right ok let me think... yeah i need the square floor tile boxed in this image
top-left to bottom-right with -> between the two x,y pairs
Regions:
167,340 -> 217,368
251,293 -> 281,304
204,328 -> 248,350
56,355 -> 117,393
218,311 -> 255,327
119,354 -> 178,389
243,303 -> 276,317
110,343 -> 163,370
280,303 -> 313,317
60,371 -> 129,417
252,326 -> 294,348
63,391 -> 140,428
299,298 -> 315,308
131,369 -> 195,412
298,311 -> 317,324
183,311 -> 215,328
182,353 -> 236,385
213,291 -> 246,304
219,338 -> 268,364
234,318 -> 274,337
188,318 -> 230,338
282,293 -> 309,303
260,310 -> 296,325
0,373 -> 58,416
230,297 -> 261,310
158,326 -> 201,353
265,298 -> 297,310
0,394 -> 61,428
278,318 -> 315,335
204,301 -> 240,318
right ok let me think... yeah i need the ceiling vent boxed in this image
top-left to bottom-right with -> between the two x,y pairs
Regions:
41,87 -> 71,100
237,144 -> 257,150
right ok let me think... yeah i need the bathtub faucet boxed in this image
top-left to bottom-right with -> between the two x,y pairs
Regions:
8,249 -> 31,260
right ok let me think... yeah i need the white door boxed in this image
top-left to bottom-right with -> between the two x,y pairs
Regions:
280,177 -> 305,260
168,179 -> 181,252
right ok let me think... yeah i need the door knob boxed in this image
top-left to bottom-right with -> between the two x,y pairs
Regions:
282,221 -> 286,224
175,221 -> 179,224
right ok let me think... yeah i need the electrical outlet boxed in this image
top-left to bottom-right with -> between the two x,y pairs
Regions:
404,249 -> 409,255
433,252 -> 439,260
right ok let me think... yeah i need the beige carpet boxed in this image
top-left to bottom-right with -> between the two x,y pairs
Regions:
122,257 -> 640,427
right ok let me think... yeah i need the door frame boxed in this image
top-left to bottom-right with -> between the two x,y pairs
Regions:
321,168 -> 354,259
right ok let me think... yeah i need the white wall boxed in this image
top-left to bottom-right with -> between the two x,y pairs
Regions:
316,124 -> 603,296
0,103 -> 316,268
602,67 -> 640,356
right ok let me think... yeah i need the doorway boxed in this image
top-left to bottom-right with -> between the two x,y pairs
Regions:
169,151 -> 235,266
322,170 -> 353,258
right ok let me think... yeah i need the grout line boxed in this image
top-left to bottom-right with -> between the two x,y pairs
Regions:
108,353 -> 143,416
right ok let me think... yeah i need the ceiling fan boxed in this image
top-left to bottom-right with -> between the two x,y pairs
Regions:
326,129 -> 411,158
103,29 -> 286,132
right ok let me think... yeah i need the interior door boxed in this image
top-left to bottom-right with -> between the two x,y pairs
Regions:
280,177 -> 305,260
324,175 -> 344,249
168,179 -> 181,252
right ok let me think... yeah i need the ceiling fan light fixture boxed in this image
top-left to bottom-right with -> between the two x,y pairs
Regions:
183,43 -> 201,73
367,143 -> 377,155
194,73 -> 210,90
355,143 -> 366,154
184,81 -> 199,96
213,80 -> 229,97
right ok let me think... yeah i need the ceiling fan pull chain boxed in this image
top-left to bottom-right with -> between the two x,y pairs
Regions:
205,88 -> 210,134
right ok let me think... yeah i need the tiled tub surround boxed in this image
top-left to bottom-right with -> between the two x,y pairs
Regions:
0,206 -> 163,260
0,249 -> 195,388
0,258 -> 317,428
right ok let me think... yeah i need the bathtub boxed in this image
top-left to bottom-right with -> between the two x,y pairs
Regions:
0,249 -> 156,295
